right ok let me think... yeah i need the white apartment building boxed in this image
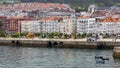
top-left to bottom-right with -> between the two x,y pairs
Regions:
97,22 -> 120,34
116,22 -> 120,34
58,22 -> 67,34
96,17 -> 120,34
41,21 -> 66,33
21,16 -> 67,34
21,20 -> 40,33
77,17 -> 96,34
40,20 -> 60,33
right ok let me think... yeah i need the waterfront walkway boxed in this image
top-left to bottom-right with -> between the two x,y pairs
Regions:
0,38 -> 86,42
0,38 -> 120,49
0,38 -> 119,42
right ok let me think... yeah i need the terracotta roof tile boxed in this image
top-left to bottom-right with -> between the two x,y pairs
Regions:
97,16 -> 120,22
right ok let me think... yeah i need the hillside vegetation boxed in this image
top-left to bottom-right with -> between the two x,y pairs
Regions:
20,0 -> 120,7
20,0 -> 120,12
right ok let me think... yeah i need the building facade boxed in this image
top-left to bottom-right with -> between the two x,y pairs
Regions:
21,16 -> 67,34
97,22 -> 117,34
21,20 -> 40,33
77,17 -> 96,34
4,18 -> 21,34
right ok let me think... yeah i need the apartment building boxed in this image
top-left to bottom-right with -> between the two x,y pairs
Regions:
0,16 -> 34,34
4,18 -> 21,34
97,17 -> 120,34
97,22 -> 117,34
62,14 -> 77,34
40,16 -> 68,34
77,16 -> 96,34
21,16 -> 67,34
21,20 -> 40,33
0,16 -> 7,31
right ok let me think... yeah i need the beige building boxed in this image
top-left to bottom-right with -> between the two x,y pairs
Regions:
21,20 -> 40,33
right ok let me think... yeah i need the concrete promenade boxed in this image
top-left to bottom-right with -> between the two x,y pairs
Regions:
0,38 -> 118,42
0,38 -> 86,42
0,38 -> 120,49
0,38 -> 119,42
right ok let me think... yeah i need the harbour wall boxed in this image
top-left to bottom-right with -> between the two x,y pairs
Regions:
0,38 -> 120,49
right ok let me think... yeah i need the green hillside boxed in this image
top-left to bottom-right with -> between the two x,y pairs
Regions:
20,0 -> 120,12
20,0 -> 120,7
1,0 -> 119,12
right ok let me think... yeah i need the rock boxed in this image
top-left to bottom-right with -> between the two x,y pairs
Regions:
113,47 -> 120,58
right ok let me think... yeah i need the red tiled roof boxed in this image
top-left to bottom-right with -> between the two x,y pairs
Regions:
97,16 -> 120,22
0,2 -> 67,11
77,15 -> 90,19
40,16 -> 62,21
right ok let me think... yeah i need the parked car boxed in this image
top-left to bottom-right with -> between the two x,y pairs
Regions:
87,37 -> 96,42
87,33 -> 98,42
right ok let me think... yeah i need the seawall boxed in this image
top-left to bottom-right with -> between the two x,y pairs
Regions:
0,38 -> 120,49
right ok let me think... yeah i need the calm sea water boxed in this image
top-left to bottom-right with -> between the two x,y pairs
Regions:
0,46 -> 120,68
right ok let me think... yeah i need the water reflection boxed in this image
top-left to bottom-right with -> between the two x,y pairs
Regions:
0,46 -> 120,68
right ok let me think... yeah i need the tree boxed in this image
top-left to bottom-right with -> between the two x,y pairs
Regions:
53,32 -> 58,36
53,32 -> 59,39
11,33 -> 20,38
48,33 -> 54,38
26,32 -> 35,38
64,34 -> 69,39
77,33 -> 81,39
87,33 -> 92,37
75,7 -> 81,12
71,33 -> 76,39
105,33 -> 109,38
59,33 -> 63,38
35,33 -> 41,37
20,32 -> 27,37
82,33 -> 86,38
0,31 -> 6,37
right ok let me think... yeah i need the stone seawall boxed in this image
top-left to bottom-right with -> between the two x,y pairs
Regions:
0,38 -> 120,49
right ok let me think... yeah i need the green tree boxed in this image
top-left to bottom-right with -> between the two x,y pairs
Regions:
0,31 -> 6,37
82,33 -> 86,38
47,33 -> 54,38
11,32 -> 21,38
77,33 -> 81,39
64,34 -> 69,39
54,32 -> 59,36
20,32 -> 28,37
35,33 -> 41,37
59,33 -> 63,38
87,33 -> 92,37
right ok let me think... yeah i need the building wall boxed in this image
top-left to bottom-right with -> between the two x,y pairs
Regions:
77,18 -> 96,34
21,20 -> 40,33
4,19 -> 20,34
21,20 -> 66,34
40,20 -> 66,33
97,22 -> 118,34
0,16 -> 7,32
63,18 -> 76,34
116,22 -> 120,34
